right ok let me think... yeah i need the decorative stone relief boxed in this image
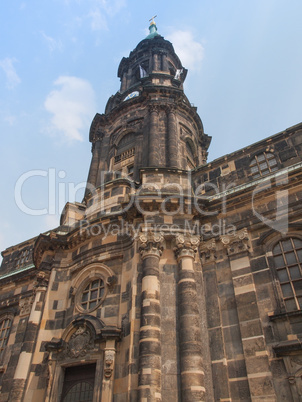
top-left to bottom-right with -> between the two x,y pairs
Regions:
106,275 -> 118,292
69,286 -> 75,298
126,118 -> 143,130
34,271 -> 49,288
199,239 -> 217,262
174,233 -> 200,259
19,296 -> 34,317
138,231 -> 164,259
104,349 -> 115,379
148,104 -> 160,114
65,326 -> 94,359
220,227 -> 250,256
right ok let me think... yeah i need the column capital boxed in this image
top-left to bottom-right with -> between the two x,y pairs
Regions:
220,227 -> 250,256
138,231 -> 164,259
174,233 -> 200,260
166,104 -> 177,114
148,104 -> 160,114
199,238 -> 217,262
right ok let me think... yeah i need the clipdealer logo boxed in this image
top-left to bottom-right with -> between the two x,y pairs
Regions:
252,170 -> 289,234
14,168 -> 290,236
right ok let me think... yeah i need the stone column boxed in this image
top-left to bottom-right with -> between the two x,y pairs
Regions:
148,106 -> 159,167
174,234 -> 206,401
138,232 -> 164,402
10,272 -> 49,401
167,107 -> 178,168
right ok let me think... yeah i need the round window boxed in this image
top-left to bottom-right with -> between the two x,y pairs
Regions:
79,278 -> 106,312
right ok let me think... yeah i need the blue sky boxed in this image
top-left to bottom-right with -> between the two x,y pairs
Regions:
1,0 -> 302,259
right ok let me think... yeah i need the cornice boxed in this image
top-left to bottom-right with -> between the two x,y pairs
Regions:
33,217 -> 136,269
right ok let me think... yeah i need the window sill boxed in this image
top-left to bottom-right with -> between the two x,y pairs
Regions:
269,309 -> 302,321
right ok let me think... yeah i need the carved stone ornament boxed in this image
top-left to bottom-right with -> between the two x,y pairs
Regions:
148,104 -> 160,114
174,233 -> 200,259
19,296 -> 34,316
220,228 -> 250,256
34,271 -> 49,288
104,349 -> 115,379
106,275 -> 118,292
66,325 -> 94,359
199,239 -> 217,262
138,231 -> 164,259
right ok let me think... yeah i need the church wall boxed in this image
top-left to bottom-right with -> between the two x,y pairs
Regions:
193,125 -> 302,196
1,21 -> 302,400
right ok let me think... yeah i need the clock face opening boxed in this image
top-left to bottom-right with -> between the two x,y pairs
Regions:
123,91 -> 140,101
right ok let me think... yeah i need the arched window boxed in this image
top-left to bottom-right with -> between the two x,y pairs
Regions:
273,237 -> 302,311
0,316 -> 12,360
114,133 -> 136,165
250,152 -> 278,178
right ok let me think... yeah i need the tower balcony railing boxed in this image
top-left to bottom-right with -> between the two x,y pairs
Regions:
114,147 -> 135,164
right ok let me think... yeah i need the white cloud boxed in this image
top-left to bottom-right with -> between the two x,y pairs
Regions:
88,8 -> 108,31
166,30 -> 204,70
62,0 -> 126,33
44,76 -> 96,142
0,58 -> 21,89
41,31 -> 63,52
101,0 -> 126,16
3,113 -> 16,126
87,0 -> 126,31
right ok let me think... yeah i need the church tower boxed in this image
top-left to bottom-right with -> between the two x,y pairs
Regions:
84,18 -> 211,193
1,18 -> 302,402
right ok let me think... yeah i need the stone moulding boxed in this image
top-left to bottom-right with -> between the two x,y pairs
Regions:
220,227 -> 250,256
199,238 -> 217,262
45,316 -> 122,360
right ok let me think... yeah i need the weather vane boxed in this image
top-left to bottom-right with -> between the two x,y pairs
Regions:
149,15 -> 157,25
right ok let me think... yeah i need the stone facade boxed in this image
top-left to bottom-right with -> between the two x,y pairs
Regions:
1,21 -> 302,401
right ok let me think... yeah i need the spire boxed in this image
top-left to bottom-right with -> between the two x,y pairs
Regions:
146,15 -> 160,39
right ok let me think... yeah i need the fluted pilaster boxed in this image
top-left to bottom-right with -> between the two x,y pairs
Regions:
138,232 -> 164,401
174,234 -> 206,401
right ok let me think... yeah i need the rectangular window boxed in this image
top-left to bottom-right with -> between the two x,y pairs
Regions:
61,363 -> 96,402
